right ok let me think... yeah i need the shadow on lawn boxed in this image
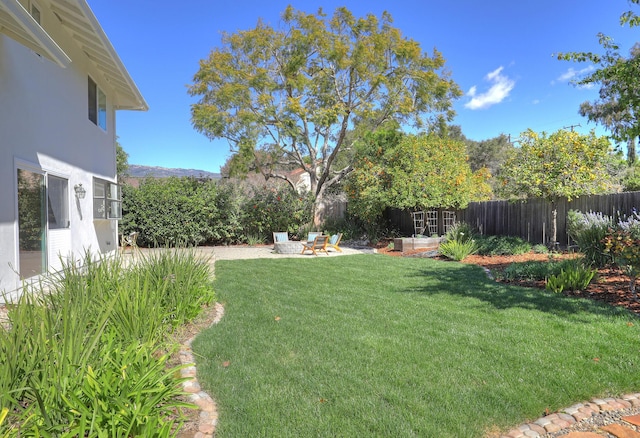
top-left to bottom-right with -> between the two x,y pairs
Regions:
409,260 -> 632,322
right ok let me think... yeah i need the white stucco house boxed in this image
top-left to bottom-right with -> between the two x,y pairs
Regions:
0,0 -> 147,301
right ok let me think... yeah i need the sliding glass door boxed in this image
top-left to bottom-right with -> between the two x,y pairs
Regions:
17,168 -> 47,278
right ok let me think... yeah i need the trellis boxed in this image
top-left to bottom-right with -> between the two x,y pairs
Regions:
411,210 -> 456,236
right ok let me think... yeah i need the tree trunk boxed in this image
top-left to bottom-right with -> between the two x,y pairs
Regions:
628,137 -> 637,165
550,203 -> 558,249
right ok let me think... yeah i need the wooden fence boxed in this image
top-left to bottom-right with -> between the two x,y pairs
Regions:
455,191 -> 640,246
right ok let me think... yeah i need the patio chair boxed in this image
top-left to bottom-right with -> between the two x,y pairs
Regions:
120,232 -> 139,254
306,231 -> 322,242
273,232 -> 289,244
327,233 -> 343,252
301,235 -> 329,256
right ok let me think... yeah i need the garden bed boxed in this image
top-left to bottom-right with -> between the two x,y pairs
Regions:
462,253 -> 640,316
377,241 -> 640,317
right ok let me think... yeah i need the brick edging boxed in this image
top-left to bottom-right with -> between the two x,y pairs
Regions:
178,302 -> 225,438
500,393 -> 640,437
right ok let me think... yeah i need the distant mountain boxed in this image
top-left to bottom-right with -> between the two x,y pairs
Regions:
128,164 -> 220,179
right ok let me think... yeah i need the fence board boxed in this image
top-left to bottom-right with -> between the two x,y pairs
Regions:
455,191 -> 640,246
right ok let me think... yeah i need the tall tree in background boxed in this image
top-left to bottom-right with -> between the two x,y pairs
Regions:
116,140 -> 129,180
498,129 -> 614,247
189,6 -> 461,222
444,125 -> 513,194
346,128 -> 491,228
557,0 -> 640,165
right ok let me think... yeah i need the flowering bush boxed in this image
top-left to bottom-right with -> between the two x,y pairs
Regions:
602,210 -> 640,300
566,209 -> 612,268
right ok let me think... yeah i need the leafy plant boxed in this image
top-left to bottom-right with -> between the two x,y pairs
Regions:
545,260 -> 597,293
602,212 -> 640,300
245,234 -> 265,246
532,244 -> 549,254
475,235 -> 532,256
567,209 -> 613,267
439,222 -> 478,261
444,221 -> 476,242
438,238 -> 478,261
0,249 -> 212,435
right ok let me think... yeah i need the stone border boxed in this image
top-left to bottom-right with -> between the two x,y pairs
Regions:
178,302 -> 224,438
500,393 -> 640,437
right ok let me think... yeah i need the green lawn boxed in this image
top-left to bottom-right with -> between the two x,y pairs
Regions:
192,254 -> 640,437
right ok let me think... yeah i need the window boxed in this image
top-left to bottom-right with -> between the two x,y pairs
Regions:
88,77 -> 107,130
93,178 -> 121,219
47,175 -> 69,229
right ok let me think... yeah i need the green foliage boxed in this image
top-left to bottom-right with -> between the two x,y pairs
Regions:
346,131 -> 491,224
320,214 -> 367,241
566,210 -> 613,267
116,140 -> 129,179
557,1 -> 640,146
439,239 -> 478,261
439,222 -> 478,261
245,234 -> 265,246
122,178 -> 312,247
444,221 -> 476,242
602,211 -> 640,299
498,129 -> 614,202
496,258 -> 574,282
0,250 -> 212,435
130,249 -> 215,329
475,235 -> 532,256
189,6 -> 462,214
532,244 -> 549,254
622,162 -> 640,191
498,128 -> 614,245
121,177 -> 219,247
241,185 -> 313,241
546,260 -> 597,293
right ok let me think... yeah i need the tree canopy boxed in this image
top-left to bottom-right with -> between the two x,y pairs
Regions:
557,0 -> 640,163
116,140 -> 129,180
189,6 -> 461,220
346,129 -> 491,225
497,129 -> 614,245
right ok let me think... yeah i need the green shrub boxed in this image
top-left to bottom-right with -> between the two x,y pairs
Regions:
496,257 -> 590,283
545,259 -> 596,293
0,249 -> 212,435
439,222 -> 478,261
245,233 -> 266,245
532,244 -> 549,254
566,209 -> 612,268
439,239 -> 478,261
122,177 -> 220,247
122,178 -> 313,247
475,235 -> 532,256
242,185 -> 313,239
444,221 -> 476,242
132,248 -> 214,328
320,215 -> 366,241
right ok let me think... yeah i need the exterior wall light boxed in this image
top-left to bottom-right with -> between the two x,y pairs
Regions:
74,183 -> 86,199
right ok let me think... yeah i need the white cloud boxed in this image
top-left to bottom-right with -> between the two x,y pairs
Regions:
554,65 -> 595,85
464,66 -> 515,110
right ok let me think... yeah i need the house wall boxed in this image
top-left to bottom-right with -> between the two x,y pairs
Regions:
0,15 -> 120,300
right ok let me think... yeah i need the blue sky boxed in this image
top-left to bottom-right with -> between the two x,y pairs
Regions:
89,0 -> 639,173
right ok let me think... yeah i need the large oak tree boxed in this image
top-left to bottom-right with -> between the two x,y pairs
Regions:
189,6 -> 461,222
